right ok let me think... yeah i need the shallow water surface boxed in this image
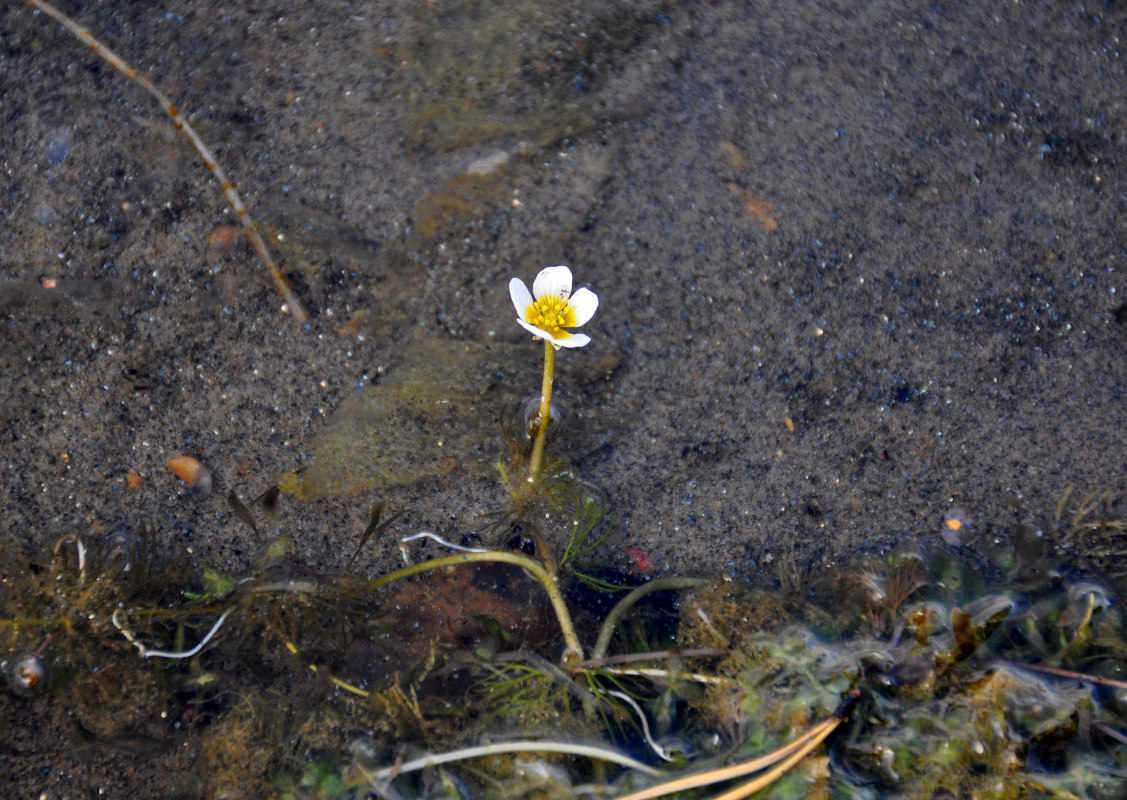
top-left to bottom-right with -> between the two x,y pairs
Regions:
1,0 -> 1126,796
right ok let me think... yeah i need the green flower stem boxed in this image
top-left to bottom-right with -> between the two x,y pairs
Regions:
366,549 -> 583,660
527,339 -> 555,483
592,577 -> 707,660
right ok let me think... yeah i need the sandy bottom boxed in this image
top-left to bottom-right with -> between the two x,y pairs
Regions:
1,0 -> 1125,796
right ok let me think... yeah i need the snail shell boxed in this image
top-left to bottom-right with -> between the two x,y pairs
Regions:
501,396 -> 569,455
8,654 -> 48,697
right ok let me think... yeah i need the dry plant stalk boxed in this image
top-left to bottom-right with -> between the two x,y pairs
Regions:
613,693 -> 856,800
26,0 -> 308,323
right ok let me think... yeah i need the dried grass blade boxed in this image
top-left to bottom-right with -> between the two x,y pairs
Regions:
612,715 -> 838,800
706,714 -> 843,800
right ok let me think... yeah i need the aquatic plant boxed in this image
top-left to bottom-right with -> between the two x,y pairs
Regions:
509,265 -> 599,485
9,477 -> 1127,799
666,522 -> 1127,800
1054,486 -> 1127,591
855,548 -> 931,641
8,27 -> 1124,784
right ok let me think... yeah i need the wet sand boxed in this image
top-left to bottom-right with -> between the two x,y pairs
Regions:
2,0 -> 1125,795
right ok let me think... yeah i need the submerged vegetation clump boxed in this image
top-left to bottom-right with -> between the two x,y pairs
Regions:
6,468 -> 1127,799
676,536 -> 1127,800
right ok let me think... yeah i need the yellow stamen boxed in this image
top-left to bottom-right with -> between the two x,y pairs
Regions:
525,295 -> 576,337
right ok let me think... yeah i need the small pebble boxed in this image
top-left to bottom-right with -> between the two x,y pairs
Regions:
167,456 -> 212,498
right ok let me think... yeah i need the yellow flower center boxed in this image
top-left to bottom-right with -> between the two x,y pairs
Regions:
525,295 -> 576,336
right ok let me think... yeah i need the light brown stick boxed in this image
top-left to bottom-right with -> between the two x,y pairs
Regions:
26,0 -> 309,323
612,716 -> 838,800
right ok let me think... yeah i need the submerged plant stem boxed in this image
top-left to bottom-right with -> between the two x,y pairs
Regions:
366,739 -> 660,782
366,550 -> 583,660
527,339 -> 555,483
112,608 -> 231,660
593,577 -> 706,660
285,641 -> 371,697
995,658 -> 1127,690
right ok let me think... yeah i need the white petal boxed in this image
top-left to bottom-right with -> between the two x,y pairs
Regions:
533,265 -> 573,301
554,331 -> 591,348
516,318 -> 553,340
509,278 -> 534,320
566,287 -> 598,327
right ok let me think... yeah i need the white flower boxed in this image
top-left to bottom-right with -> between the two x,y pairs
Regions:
509,265 -> 599,349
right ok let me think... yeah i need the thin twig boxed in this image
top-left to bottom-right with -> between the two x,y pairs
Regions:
612,691 -> 859,800
611,717 -> 837,800
579,647 -> 728,669
708,716 -> 842,800
601,666 -> 732,686
26,0 -> 308,322
996,658 -> 1127,690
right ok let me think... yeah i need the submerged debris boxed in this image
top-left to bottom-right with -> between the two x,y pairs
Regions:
5,651 -> 49,697
167,454 -> 213,499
